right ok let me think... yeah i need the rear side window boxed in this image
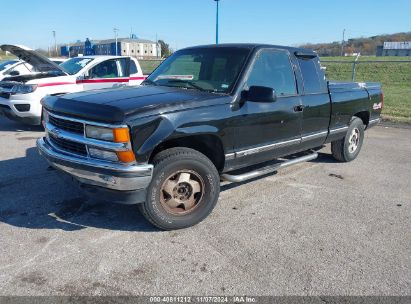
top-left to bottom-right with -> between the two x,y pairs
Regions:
247,49 -> 297,96
298,57 -> 327,94
130,60 -> 138,74
117,58 -> 129,77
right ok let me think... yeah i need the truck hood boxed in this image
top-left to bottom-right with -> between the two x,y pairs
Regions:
42,85 -> 229,123
0,44 -> 67,74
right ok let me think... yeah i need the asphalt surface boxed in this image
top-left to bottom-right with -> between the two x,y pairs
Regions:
0,118 -> 410,296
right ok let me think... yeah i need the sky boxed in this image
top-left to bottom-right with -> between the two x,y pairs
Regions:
1,0 -> 410,51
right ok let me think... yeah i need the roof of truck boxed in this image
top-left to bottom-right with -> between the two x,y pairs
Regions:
183,43 -> 316,55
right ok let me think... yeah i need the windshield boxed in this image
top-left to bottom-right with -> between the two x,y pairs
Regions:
0,60 -> 18,72
145,47 -> 251,93
60,57 -> 94,75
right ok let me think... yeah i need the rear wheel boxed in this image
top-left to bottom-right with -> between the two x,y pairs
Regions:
139,147 -> 220,230
331,117 -> 365,162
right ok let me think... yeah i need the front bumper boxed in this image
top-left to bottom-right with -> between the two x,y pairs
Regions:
0,104 -> 41,125
37,137 -> 153,203
0,94 -> 42,125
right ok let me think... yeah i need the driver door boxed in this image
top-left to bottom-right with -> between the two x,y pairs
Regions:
233,48 -> 303,166
82,58 -> 130,91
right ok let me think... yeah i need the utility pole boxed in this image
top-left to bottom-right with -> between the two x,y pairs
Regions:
214,0 -> 220,44
113,28 -> 119,55
340,29 -> 346,57
156,33 -> 159,58
52,30 -> 57,57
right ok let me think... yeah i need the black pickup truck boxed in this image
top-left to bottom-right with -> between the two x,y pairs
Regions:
37,44 -> 383,230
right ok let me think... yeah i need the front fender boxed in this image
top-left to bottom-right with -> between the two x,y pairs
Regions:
129,115 -> 223,163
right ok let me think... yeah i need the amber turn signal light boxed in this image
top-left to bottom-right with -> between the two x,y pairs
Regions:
113,128 -> 131,143
116,151 -> 136,163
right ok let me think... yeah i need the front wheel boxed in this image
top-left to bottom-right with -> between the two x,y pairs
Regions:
331,117 -> 365,162
139,147 -> 220,230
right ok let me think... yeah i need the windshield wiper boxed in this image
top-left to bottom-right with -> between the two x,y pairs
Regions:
164,79 -> 208,92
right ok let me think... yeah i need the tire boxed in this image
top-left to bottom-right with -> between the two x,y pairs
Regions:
139,147 -> 220,230
331,117 -> 365,162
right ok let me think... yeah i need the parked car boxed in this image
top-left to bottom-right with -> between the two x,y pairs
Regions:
0,44 -> 145,125
0,59 -> 33,81
37,44 -> 383,230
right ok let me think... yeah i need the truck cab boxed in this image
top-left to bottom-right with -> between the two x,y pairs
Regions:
0,44 -> 145,125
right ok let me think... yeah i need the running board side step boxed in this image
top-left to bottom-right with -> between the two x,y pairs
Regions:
221,152 -> 318,183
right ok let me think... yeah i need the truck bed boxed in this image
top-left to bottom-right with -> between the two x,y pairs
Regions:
327,81 -> 382,135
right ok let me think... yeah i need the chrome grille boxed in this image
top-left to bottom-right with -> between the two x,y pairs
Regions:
44,110 -> 131,162
48,114 -> 84,134
48,134 -> 87,156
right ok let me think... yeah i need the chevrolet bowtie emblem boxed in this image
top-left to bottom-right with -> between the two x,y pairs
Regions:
51,128 -> 61,138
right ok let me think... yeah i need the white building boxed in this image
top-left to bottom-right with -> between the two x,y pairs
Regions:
62,38 -> 161,59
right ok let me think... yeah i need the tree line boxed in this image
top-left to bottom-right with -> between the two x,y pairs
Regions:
299,32 -> 411,56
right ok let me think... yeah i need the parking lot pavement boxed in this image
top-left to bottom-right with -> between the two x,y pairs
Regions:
0,117 -> 410,296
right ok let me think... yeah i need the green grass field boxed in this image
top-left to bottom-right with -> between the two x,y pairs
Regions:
139,60 -> 163,75
321,56 -> 411,123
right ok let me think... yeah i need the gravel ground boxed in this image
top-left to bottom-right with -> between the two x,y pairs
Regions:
0,118 -> 410,296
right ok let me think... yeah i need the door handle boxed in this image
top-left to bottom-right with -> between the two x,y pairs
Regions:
294,105 -> 305,112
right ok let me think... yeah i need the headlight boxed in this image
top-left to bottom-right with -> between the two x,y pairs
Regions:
85,125 -> 114,141
85,125 -> 131,143
11,84 -> 38,94
85,125 -> 135,163
88,147 -> 119,162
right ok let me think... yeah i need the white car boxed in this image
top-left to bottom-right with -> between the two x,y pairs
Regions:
0,59 -> 33,81
0,44 -> 145,125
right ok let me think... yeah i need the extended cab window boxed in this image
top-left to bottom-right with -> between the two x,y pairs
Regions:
130,60 -> 138,74
297,57 -> 327,94
247,49 -> 297,96
116,58 -> 129,77
89,60 -> 120,79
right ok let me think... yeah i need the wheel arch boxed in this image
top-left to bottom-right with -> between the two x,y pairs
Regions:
353,111 -> 370,126
149,134 -> 226,172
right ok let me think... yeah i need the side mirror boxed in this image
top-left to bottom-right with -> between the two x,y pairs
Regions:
244,86 -> 277,103
9,70 -> 20,76
77,72 -> 89,81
